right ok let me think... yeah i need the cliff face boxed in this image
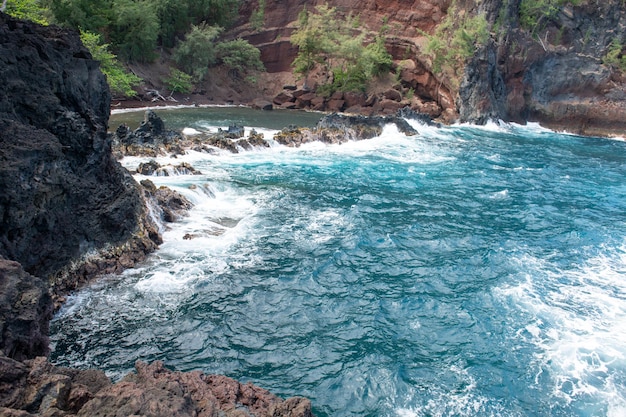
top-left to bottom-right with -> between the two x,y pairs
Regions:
0,12 -> 158,286
457,0 -> 626,135
238,0 -> 626,135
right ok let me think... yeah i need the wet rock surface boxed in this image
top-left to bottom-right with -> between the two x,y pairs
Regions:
274,111 -> 420,147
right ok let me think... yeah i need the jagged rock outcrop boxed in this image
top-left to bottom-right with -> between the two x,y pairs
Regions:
0,260 -> 53,361
0,12 -> 160,288
112,111 -> 273,155
458,0 -> 626,135
79,361 -> 313,417
274,111 -> 419,147
0,356 -> 314,417
137,161 -> 203,176
112,110 -> 185,156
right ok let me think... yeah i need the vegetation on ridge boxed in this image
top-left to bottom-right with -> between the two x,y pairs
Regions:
422,1 -> 489,85
291,5 -> 393,95
4,0 -> 265,98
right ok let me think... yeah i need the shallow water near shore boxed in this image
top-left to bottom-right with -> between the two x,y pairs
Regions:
52,108 -> 626,417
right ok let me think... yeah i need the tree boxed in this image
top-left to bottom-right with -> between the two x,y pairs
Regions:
163,68 -> 193,93
4,0 -> 49,25
80,30 -> 142,97
291,4 -> 393,94
215,38 -> 264,77
110,0 -> 159,62
290,7 -> 327,86
44,0 -> 113,33
173,24 -> 222,81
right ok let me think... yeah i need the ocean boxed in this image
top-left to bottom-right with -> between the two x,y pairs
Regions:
50,107 -> 626,417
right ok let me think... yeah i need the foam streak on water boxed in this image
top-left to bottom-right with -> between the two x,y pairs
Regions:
51,110 -> 626,417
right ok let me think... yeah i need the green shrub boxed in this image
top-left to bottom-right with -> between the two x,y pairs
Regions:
4,0 -> 49,25
110,0 -> 158,62
291,4 -> 393,93
603,39 -> 626,72
519,0 -> 582,33
424,3 -> 489,76
163,68 -> 193,93
215,38 -> 265,76
173,24 -> 222,81
80,30 -> 142,97
250,0 -> 265,31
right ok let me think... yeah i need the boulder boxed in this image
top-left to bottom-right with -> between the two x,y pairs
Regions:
343,91 -> 367,108
378,99 -> 405,114
383,89 -> 403,102
252,99 -> 273,110
327,99 -> 346,112
311,96 -> 326,111
0,260 -> 53,361
273,92 -> 295,105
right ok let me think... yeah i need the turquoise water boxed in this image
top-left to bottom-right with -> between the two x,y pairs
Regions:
52,109 -> 626,416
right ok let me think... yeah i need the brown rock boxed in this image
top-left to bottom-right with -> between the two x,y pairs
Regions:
252,99 -> 273,110
383,89 -> 403,102
327,99 -> 346,112
379,99 -> 405,114
343,91 -> 367,108
77,361 -> 314,417
291,89 -> 308,98
273,92 -> 294,105
296,92 -> 317,108
281,102 -> 298,110
310,96 -> 326,111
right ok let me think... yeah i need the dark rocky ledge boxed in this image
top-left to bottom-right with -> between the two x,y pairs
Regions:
0,12 -> 314,417
111,108 -> 428,158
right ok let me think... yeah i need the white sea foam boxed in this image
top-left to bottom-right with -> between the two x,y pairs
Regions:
110,103 -> 240,115
495,244 -> 626,414
182,127 -> 201,135
394,364 -> 509,417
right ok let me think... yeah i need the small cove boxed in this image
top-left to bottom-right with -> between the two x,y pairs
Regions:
52,108 -> 626,417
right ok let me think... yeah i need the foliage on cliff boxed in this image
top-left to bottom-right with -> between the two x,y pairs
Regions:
80,30 -> 142,97
422,2 -> 489,85
4,0 -> 266,98
291,5 -> 393,94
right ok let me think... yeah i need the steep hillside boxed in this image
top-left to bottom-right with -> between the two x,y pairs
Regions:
231,0 -> 626,136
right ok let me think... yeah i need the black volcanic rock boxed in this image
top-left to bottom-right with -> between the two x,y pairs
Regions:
0,12 -> 158,282
0,259 -> 53,361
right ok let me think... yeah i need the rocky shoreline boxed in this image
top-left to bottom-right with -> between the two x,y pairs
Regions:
0,12 -> 313,417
